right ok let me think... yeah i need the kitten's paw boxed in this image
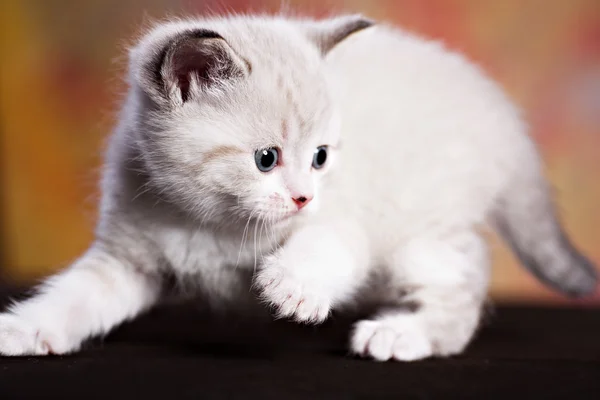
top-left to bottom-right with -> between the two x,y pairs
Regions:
0,314 -> 74,356
351,316 -> 433,362
254,267 -> 331,324
0,314 -> 39,356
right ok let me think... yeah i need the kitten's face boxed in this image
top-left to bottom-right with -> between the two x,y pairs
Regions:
137,27 -> 341,227
133,16 -> 371,228
174,66 -> 339,226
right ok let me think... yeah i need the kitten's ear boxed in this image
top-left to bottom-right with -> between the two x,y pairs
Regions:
304,15 -> 375,55
136,29 -> 249,106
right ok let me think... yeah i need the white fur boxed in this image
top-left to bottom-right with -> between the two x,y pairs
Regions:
0,14 -> 595,359
0,248 -> 160,355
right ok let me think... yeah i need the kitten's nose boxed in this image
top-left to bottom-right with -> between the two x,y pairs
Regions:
292,195 -> 312,210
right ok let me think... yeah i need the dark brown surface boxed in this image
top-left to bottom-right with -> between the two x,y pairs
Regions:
0,286 -> 599,399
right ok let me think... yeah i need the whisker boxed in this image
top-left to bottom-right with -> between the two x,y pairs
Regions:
268,212 -> 278,250
253,212 -> 261,275
272,210 -> 285,253
259,216 -> 266,262
235,209 -> 255,271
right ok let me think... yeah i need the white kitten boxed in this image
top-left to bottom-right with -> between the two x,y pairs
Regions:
0,14 -> 596,361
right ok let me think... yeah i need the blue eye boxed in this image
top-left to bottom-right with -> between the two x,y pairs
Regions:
255,148 -> 279,172
312,146 -> 328,169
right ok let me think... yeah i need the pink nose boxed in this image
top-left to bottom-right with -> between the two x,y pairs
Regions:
292,196 -> 312,210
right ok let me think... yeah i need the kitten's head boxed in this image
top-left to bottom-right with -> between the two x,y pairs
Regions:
127,15 -> 373,227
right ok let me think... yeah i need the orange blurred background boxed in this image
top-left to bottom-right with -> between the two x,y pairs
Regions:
1,0 -> 599,304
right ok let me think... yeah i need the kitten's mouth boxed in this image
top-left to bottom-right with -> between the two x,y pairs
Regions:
273,211 -> 296,222
252,205 -> 306,227
270,208 -> 303,224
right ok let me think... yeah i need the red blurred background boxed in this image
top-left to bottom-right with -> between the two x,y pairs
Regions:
1,0 -> 599,304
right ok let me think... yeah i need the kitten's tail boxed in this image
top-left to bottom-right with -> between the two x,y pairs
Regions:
493,153 -> 598,297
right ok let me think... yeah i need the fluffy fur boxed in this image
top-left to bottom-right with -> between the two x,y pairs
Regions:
0,14 -> 597,361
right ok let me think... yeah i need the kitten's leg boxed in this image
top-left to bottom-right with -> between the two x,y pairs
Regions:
351,231 -> 490,361
254,220 -> 369,324
0,246 -> 161,356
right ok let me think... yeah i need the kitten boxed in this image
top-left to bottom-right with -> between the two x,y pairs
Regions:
0,14 -> 597,361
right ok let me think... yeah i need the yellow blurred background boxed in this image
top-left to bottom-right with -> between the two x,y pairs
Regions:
1,0 -> 599,304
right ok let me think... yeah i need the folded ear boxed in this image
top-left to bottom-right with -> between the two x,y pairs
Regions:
304,15 -> 375,55
136,29 -> 249,106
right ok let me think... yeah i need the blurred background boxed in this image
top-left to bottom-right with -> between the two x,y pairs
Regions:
0,0 -> 598,304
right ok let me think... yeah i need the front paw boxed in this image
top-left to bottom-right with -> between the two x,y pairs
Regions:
0,314 -> 75,356
254,265 -> 331,324
0,314 -> 40,356
351,315 -> 433,362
